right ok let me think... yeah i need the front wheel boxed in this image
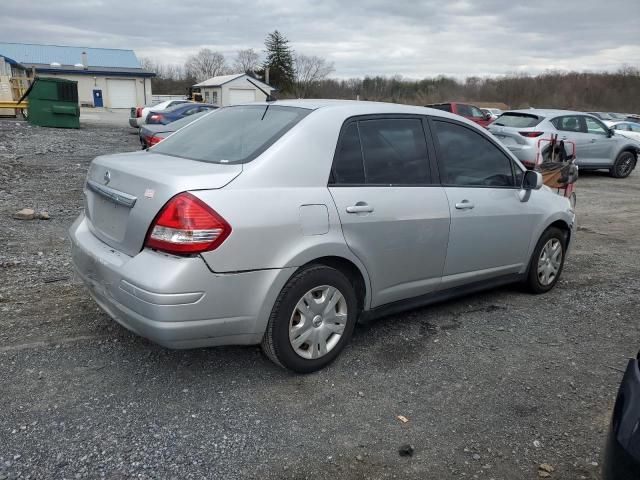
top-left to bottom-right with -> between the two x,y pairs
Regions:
261,265 -> 358,373
610,151 -> 636,178
525,227 -> 567,294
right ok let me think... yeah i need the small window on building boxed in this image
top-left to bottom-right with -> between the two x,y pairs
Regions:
211,92 -> 219,105
204,91 -> 210,101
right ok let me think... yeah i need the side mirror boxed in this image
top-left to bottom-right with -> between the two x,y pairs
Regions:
484,112 -> 492,120
608,128 -> 615,137
522,170 -> 543,190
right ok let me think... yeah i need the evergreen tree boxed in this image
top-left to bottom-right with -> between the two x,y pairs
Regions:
263,30 -> 295,93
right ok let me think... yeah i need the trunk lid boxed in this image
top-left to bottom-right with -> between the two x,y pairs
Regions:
489,113 -> 545,148
84,151 -> 242,256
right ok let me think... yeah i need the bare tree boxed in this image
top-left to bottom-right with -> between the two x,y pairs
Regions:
185,49 -> 228,82
234,48 -> 260,74
293,54 -> 335,98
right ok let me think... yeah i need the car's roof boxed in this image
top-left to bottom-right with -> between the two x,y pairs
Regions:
502,108 -> 587,117
234,99 -> 468,122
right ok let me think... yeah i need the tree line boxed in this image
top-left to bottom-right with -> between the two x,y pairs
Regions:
313,67 -> 640,112
141,31 -> 640,112
141,30 -> 334,100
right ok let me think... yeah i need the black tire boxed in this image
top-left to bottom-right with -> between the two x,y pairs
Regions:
525,227 -> 567,294
261,264 -> 358,373
609,151 -> 636,178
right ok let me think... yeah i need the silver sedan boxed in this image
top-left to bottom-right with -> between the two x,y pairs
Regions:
70,100 -> 575,372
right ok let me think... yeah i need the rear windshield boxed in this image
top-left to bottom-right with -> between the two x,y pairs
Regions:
493,112 -> 543,128
427,104 -> 452,112
166,110 -> 209,129
161,102 -> 195,113
152,105 -> 310,164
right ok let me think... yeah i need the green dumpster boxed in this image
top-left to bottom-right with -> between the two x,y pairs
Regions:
26,77 -> 80,129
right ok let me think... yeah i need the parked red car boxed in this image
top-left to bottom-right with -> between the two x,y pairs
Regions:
425,102 -> 493,127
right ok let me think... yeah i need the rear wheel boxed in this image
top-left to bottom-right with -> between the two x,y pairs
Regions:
261,265 -> 358,373
525,227 -> 566,294
610,151 -> 636,178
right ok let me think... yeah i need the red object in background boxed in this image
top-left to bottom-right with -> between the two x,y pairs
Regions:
147,135 -> 163,146
425,102 -> 494,128
135,107 -> 143,118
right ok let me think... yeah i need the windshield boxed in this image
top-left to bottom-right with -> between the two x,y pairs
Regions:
152,105 -> 311,164
493,112 -> 543,128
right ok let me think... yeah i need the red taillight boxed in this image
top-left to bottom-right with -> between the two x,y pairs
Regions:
144,193 -> 231,255
519,131 -> 544,138
148,135 -> 163,146
135,107 -> 143,118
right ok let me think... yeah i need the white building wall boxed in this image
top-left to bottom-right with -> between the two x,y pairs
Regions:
35,72 -> 151,107
220,76 -> 268,106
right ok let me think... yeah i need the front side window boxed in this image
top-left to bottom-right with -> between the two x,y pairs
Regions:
433,120 -> 516,187
584,116 -> 608,135
554,116 -> 583,133
153,105 -> 310,164
469,105 -> 485,119
614,123 -> 630,131
331,118 -> 431,185
456,104 -> 474,117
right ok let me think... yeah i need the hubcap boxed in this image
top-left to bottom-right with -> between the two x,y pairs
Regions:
618,155 -> 633,177
288,285 -> 348,360
537,238 -> 563,286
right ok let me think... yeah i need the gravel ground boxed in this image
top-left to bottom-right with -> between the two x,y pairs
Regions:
0,118 -> 638,479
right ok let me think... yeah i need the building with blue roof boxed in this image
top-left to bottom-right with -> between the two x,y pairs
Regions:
0,42 -> 154,108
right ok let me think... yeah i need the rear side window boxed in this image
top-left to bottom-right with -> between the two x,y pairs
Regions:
332,123 -> 365,184
493,113 -> 542,128
331,118 -> 431,185
153,105 -> 310,164
434,120 -> 516,187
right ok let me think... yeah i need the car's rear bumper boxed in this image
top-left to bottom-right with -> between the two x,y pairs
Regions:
69,214 -> 291,348
128,118 -> 139,128
603,356 -> 640,479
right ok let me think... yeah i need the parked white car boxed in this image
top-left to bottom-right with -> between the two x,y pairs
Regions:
611,121 -> 640,142
128,100 -> 191,128
481,108 -> 503,120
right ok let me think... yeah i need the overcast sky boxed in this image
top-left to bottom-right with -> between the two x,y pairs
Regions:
3,0 -> 639,79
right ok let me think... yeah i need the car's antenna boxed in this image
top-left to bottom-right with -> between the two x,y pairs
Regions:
247,78 -> 275,102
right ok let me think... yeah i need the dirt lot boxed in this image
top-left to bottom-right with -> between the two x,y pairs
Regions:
0,117 -> 638,480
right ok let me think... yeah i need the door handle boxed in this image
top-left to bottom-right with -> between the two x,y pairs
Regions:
455,200 -> 475,210
590,138 -> 597,142
346,203 -> 374,214
560,135 -> 568,140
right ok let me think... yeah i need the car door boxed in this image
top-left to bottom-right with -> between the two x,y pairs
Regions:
328,116 -> 451,308
552,115 -> 593,164
581,115 -> 618,165
430,118 -> 543,287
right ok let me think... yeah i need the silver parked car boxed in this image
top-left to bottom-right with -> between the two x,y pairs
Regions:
488,109 -> 639,178
70,100 -> 575,372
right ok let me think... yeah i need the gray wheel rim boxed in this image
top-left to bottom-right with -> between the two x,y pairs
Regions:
537,238 -> 562,286
617,154 -> 634,177
288,285 -> 348,360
